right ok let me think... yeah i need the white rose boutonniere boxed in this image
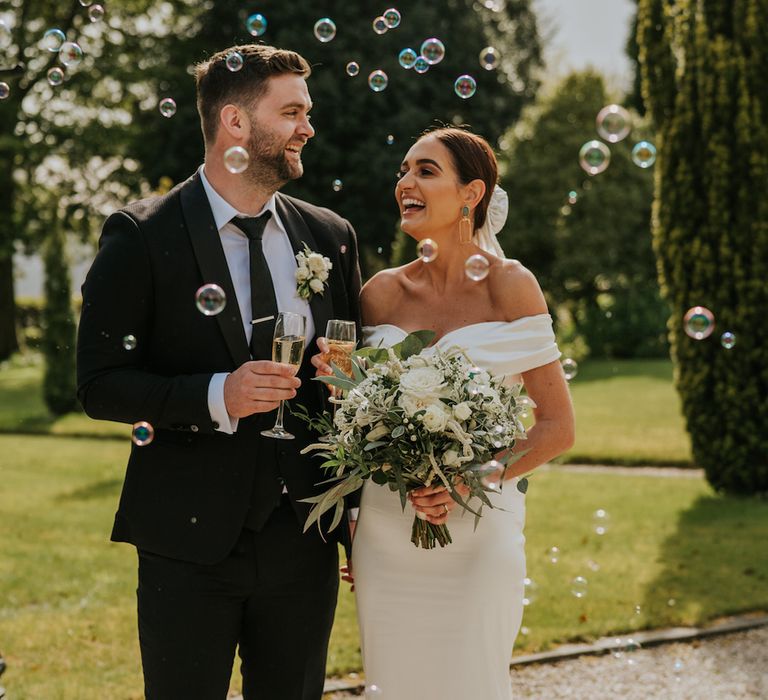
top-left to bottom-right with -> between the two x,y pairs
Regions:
295,243 -> 332,300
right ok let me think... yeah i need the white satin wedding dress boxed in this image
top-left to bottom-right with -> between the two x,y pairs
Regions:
353,314 -> 561,700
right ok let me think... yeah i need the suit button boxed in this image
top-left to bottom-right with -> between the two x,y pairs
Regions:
190,425 -> 199,432
190,516 -> 198,524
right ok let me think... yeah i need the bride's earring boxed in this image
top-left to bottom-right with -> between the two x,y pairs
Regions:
459,205 -> 472,245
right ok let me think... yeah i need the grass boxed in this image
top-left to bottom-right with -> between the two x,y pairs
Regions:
0,354 -> 692,465
2,433 -> 766,698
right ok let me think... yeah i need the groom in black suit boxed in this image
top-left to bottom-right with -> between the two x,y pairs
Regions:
76,44 -> 361,699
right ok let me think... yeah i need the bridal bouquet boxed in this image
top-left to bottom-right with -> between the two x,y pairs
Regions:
295,331 -> 529,549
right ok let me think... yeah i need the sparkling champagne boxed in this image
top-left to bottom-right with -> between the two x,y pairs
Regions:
272,335 -> 305,366
326,339 -> 355,376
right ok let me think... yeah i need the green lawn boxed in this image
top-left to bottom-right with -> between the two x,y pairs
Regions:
1,433 -> 766,698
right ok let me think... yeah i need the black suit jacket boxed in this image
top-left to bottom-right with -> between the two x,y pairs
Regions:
76,173 -> 362,564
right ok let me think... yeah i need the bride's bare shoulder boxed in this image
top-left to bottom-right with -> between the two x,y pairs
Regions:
360,263 -> 415,326
489,258 -> 549,319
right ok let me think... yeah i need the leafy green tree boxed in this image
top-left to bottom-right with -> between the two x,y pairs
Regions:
498,70 -> 664,357
638,0 -> 768,493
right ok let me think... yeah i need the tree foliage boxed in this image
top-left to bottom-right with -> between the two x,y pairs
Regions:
638,0 -> 768,493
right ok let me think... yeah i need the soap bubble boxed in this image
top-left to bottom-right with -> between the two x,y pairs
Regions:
547,546 -> 560,564
522,577 -> 537,606
225,51 -> 244,72
683,306 -> 715,340
632,141 -> 657,168
132,421 -> 155,447
314,18 -> 337,43
368,70 -> 389,92
596,104 -> 632,143
246,13 -> 267,37
0,83 -> 8,100
561,358 -> 578,380
158,97 -> 177,118
464,254 -> 490,281
413,56 -> 430,74
88,4 -> 105,22
454,75 -> 477,99
479,46 -> 500,70
593,508 -> 610,535
346,61 -> 360,77
42,28 -> 66,52
122,335 -> 137,351
224,146 -> 249,174
195,284 -> 227,316
47,67 -> 65,86
579,140 -> 611,175
386,134 -> 395,145
420,38 -> 446,65
571,576 -> 588,598
58,41 -> 83,67
384,8 -> 402,28
332,179 -> 343,192
720,331 -> 736,349
372,16 -> 388,35
478,460 -> 504,490
417,238 -> 438,263
398,48 -> 417,69
365,684 -> 383,698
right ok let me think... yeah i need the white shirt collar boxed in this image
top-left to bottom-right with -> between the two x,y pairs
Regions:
198,164 -> 278,232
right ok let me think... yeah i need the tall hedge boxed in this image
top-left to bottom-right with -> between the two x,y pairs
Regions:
42,226 -> 78,416
638,0 -> 768,493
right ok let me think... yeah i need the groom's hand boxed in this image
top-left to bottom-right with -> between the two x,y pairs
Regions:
224,361 -> 301,418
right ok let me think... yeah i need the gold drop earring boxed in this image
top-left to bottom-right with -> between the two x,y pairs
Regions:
459,205 -> 472,245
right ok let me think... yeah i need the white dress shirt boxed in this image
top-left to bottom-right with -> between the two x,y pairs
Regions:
199,165 -> 315,434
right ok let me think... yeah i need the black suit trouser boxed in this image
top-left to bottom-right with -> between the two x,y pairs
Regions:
136,496 -> 339,700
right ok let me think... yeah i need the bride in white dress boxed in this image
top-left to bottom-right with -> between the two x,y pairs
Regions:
315,127 -> 575,699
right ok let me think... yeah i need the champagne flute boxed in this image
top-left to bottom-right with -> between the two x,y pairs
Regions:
261,311 -> 306,440
325,319 -> 357,403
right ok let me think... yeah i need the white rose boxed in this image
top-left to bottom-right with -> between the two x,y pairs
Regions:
317,268 -> 330,282
453,402 -> 472,421
296,265 -> 310,282
443,449 -> 461,466
309,278 -> 325,293
399,366 -> 447,400
307,253 -> 328,274
398,393 -> 424,417
422,404 -> 449,433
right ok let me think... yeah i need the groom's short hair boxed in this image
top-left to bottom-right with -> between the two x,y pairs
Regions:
194,44 -> 311,145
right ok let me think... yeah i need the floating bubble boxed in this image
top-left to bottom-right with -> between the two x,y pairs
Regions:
314,18 -> 337,43
223,146 -> 249,174
454,75 -> 477,99
587,559 -> 601,572
384,8 -> 402,28
478,460 -> 504,491
596,104 -> 632,143
483,0 -> 505,10
246,13 -> 267,37
195,284 -> 227,316
372,16 -> 388,35
368,70 -> 389,92
571,576 -> 588,598
122,334 -> 137,351
568,190 -> 579,204
58,41 -> 83,68
624,638 -> 642,655
417,238 -> 438,263
78,0 -> 93,6
516,395 -> 534,418
386,134 -> 395,145
158,97 -> 177,118
593,508 -> 610,535
88,4 -> 105,22
479,46 -> 500,70
522,577 -> 537,606
547,546 -> 560,564
332,179 -> 343,192
683,306 -> 715,340
561,358 -> 578,380
579,140 -> 611,175
413,56 -> 430,74
0,83 -> 9,100
520,625 -> 530,636
132,421 -> 154,447
340,244 -> 347,254
346,61 -> 360,77
225,51 -> 244,72
366,684 -> 383,698
42,28 -> 66,52
420,38 -> 446,65
672,659 -> 684,676
720,331 -> 736,349
47,67 -> 65,86
632,141 -> 657,168
398,48 -> 418,69
465,254 -> 490,281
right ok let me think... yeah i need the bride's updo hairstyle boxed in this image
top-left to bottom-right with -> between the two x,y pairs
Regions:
418,127 -> 499,231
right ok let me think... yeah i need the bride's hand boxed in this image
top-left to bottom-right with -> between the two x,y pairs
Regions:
340,560 -> 355,591
409,482 -> 470,525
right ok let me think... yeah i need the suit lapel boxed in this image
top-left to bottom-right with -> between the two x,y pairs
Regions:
275,194 -> 332,341
181,174 -> 250,367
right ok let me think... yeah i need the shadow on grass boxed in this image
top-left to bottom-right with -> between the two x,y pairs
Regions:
642,493 -> 768,626
55,478 -> 123,502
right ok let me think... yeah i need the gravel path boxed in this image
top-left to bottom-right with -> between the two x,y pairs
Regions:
322,626 -> 768,699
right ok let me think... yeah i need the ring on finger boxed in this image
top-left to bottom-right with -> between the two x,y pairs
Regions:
443,504 -> 449,514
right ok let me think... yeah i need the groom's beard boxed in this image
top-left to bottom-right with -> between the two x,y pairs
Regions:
244,123 -> 304,190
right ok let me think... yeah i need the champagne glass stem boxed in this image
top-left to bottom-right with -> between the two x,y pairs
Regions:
274,400 -> 286,431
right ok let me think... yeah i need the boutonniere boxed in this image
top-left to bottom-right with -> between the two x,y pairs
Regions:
295,243 -> 333,300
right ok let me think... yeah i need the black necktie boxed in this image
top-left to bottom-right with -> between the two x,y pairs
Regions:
232,213 -> 277,360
